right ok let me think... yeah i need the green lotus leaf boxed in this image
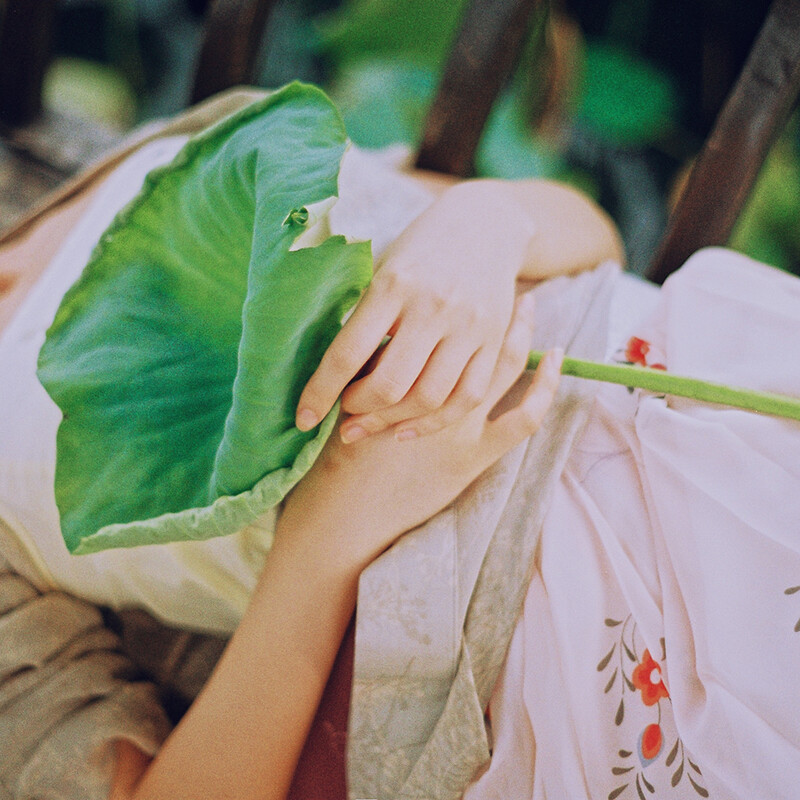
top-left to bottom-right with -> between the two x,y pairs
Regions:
37,82 -> 373,554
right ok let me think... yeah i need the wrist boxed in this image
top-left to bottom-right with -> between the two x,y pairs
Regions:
439,179 -> 538,280
273,492 -> 382,585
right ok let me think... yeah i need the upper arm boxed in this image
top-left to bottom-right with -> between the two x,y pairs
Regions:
511,179 -> 625,280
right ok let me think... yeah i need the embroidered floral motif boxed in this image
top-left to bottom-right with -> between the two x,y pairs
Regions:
600,616 -> 709,798
640,723 -> 663,762
632,649 -> 669,706
621,336 -> 667,371
625,337 -> 650,367
784,585 -> 800,632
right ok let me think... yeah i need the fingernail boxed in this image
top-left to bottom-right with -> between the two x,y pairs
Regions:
341,423 -> 368,444
395,428 -> 418,442
296,408 -> 319,431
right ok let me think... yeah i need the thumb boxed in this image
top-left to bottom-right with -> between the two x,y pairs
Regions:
481,347 -> 563,463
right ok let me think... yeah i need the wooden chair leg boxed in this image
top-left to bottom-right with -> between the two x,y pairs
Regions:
190,0 -> 281,104
415,0 -> 547,177
647,0 -> 800,284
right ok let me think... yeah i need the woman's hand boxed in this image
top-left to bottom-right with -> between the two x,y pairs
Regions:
295,177 -> 621,446
295,180 -> 538,445
284,291 -> 563,571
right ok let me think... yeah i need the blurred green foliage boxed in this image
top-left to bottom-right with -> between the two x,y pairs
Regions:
326,58 -> 436,149
319,0 -> 571,185
575,41 -> 678,147
34,0 -> 800,275
731,127 -> 800,274
317,0 -> 471,69
314,0 -> 799,275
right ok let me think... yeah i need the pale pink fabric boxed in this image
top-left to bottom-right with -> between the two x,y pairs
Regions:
466,249 -> 800,800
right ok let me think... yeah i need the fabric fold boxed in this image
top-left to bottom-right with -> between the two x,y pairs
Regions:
0,554 -> 171,800
348,261 -> 620,799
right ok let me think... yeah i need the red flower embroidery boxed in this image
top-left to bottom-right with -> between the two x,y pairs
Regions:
625,336 -> 650,366
624,336 -> 667,371
632,649 -> 669,706
640,722 -> 663,761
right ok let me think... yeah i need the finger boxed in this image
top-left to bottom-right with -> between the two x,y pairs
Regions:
482,347 -> 564,460
482,290 -> 538,409
295,288 -> 401,430
394,291 -> 535,440
339,337 -> 481,441
391,345 -> 498,440
339,317 -> 442,417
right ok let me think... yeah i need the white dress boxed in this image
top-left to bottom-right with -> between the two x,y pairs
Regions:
465,249 -> 800,800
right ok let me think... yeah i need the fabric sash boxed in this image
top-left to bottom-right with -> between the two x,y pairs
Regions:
348,261 -> 620,799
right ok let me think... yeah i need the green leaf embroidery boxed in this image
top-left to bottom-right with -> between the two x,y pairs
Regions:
598,643 -> 617,671
688,773 -> 710,797
672,760 -> 684,787
666,738 -> 680,767
623,639 -> 637,662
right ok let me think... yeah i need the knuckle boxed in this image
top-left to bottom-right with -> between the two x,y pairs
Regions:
427,289 -> 449,315
326,343 -> 362,377
498,341 -> 524,371
357,414 -> 388,434
454,384 -> 483,411
520,407 -> 544,434
368,375 -> 407,406
541,368 -> 561,393
465,303 -> 490,329
414,418 -> 444,438
414,384 -> 448,412
521,393 -> 553,431
378,267 -> 413,297
505,335 -> 530,366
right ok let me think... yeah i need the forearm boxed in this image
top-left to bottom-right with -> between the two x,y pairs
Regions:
511,179 -> 625,279
126,510 -> 363,800
413,177 -> 624,283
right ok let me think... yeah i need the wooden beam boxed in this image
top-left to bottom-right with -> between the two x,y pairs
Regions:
190,0 -> 280,104
647,0 -> 800,283
415,0 -> 546,177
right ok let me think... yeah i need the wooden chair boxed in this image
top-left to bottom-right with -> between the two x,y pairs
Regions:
3,0 -> 799,271
647,0 -> 800,281
413,0 -> 800,282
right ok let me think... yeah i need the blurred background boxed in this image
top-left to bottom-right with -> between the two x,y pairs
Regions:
3,0 -> 799,275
